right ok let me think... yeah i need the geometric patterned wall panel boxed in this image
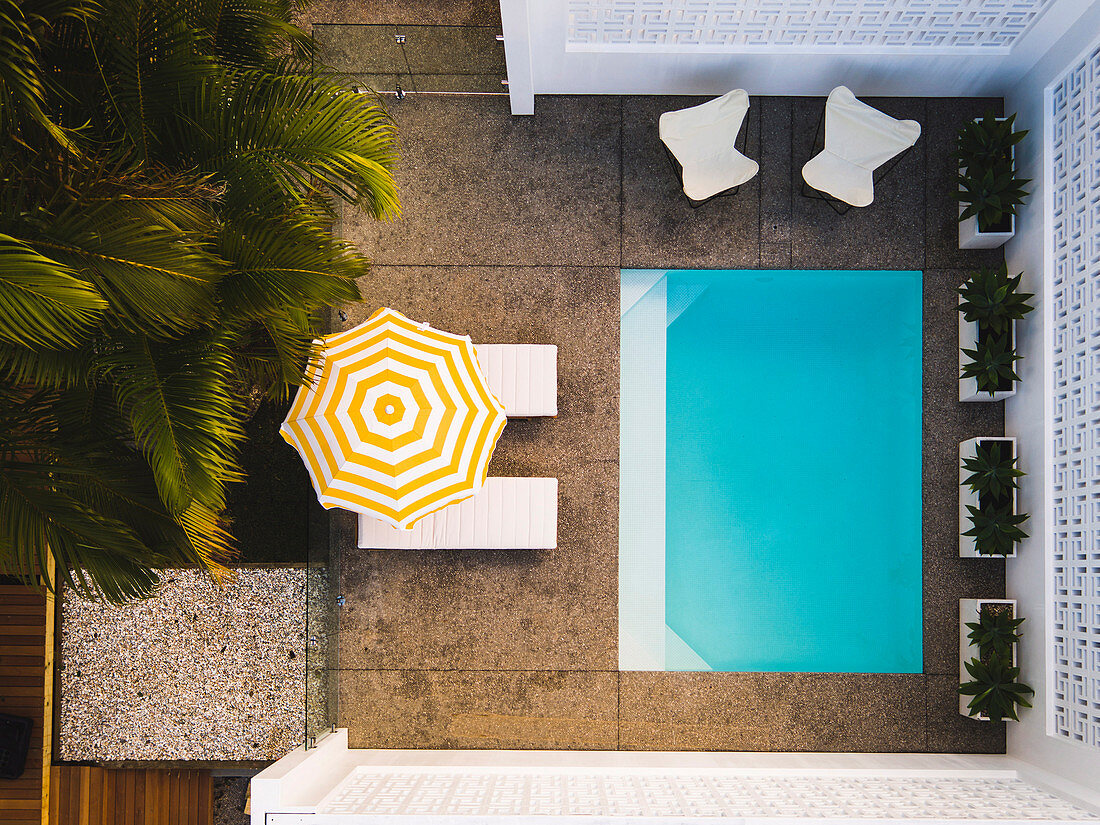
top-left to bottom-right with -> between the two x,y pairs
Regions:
320,771 -> 1098,819
1050,38 -> 1100,749
567,0 -> 1055,51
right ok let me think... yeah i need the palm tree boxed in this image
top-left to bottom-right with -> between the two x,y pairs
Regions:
0,0 -> 399,602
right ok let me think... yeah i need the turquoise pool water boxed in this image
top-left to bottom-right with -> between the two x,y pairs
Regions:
619,269 -> 923,673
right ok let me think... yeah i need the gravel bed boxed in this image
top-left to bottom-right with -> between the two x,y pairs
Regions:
59,567 -> 309,761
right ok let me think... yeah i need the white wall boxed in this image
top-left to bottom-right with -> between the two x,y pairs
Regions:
1004,1 -> 1100,796
500,0 -> 1098,112
252,735 -> 1100,821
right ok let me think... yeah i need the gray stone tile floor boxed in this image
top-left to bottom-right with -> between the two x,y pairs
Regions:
325,88 -> 1011,753
341,96 -> 622,266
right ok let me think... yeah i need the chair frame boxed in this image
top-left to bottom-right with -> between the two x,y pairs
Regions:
800,105 -> 915,214
663,104 -> 754,209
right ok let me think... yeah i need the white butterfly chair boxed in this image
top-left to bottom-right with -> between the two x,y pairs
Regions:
659,89 -> 759,207
801,86 -> 921,213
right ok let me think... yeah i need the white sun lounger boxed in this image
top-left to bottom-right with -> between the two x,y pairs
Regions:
357,477 -> 558,550
801,86 -> 921,208
475,344 -> 557,417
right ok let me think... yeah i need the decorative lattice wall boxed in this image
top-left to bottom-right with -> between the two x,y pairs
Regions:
567,0 -> 1055,50
1050,41 -> 1100,748
319,771 -> 1097,819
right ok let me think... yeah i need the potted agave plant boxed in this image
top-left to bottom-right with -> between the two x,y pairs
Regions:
959,437 -> 1027,557
955,113 -> 1031,249
959,600 -> 1032,721
958,265 -> 1035,401
960,599 -> 1023,663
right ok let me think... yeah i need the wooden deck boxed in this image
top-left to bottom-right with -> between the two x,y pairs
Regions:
49,767 -> 213,825
0,582 -> 51,823
1,581 -> 217,824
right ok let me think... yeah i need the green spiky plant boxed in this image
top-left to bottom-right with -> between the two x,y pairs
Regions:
956,112 -> 1028,170
958,655 -> 1034,722
955,166 -> 1031,231
0,0 -> 399,602
954,112 -> 1031,232
966,605 -> 1025,661
960,333 -> 1023,395
958,265 -> 1036,336
963,502 -> 1030,557
962,441 -> 1025,499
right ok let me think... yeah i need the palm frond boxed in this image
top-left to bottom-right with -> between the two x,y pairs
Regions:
175,70 -> 400,220
97,331 -> 243,514
176,499 -> 234,579
0,232 -> 107,347
0,468 -> 158,600
0,341 -> 92,388
216,214 -> 364,318
89,0 -> 220,158
26,196 -> 223,336
21,386 -> 234,598
0,0 -> 92,150
227,308 -> 323,397
0,386 -> 153,600
72,161 -> 228,228
187,0 -> 311,68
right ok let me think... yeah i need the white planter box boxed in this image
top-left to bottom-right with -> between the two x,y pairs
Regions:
958,117 -> 1016,250
959,598 -> 1017,720
959,205 -> 1014,249
959,436 -> 1018,558
959,301 -> 1017,402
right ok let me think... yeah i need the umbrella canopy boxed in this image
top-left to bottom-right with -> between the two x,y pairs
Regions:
280,308 -> 507,529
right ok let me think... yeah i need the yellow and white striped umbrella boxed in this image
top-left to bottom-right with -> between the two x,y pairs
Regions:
279,307 -> 507,529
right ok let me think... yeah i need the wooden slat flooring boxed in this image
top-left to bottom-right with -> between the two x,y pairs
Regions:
0,583 -> 47,823
49,768 -> 213,825
2,581 -> 215,824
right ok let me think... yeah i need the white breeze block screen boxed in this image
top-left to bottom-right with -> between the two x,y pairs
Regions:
319,771 -> 1097,819
1050,40 -> 1100,748
567,0 -> 1055,51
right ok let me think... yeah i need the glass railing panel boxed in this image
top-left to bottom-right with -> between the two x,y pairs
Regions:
314,23 -> 506,96
304,474 -> 337,747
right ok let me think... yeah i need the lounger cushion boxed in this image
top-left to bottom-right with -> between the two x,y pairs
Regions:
659,89 -> 759,202
475,344 -> 557,417
801,86 -> 921,207
357,477 -> 558,550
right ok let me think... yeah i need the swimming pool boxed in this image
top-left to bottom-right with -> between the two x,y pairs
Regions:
619,269 -> 923,673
